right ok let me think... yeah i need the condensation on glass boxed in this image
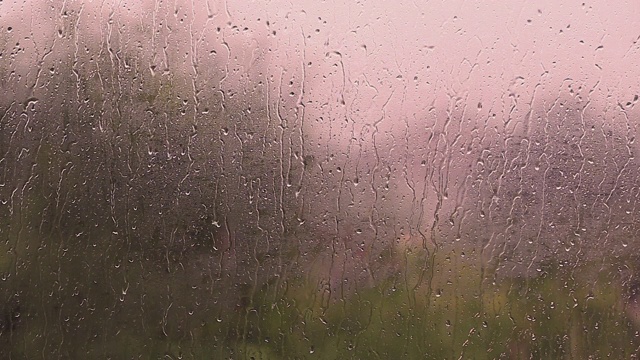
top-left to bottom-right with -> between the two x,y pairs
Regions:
1,0 -> 639,358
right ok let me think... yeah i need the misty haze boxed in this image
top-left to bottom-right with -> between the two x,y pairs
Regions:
1,0 -> 640,358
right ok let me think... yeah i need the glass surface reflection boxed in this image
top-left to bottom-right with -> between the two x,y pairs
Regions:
1,0 -> 639,358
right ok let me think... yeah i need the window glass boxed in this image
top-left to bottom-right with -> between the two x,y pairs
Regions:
1,1 -> 639,358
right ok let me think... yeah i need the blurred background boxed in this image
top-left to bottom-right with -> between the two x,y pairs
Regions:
1,0 -> 640,358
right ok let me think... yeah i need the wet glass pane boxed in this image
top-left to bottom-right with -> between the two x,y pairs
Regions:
1,1 -> 640,358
